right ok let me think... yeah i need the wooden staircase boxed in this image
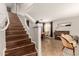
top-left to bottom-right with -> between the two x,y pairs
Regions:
5,12 -> 37,56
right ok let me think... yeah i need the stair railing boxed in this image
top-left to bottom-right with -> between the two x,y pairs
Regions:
18,13 -> 42,56
0,16 -> 10,31
0,14 -> 10,56
24,14 -> 42,56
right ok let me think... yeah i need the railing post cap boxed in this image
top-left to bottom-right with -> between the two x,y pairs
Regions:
33,24 -> 42,28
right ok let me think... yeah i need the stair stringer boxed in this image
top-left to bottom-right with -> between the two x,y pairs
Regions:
17,14 -> 38,53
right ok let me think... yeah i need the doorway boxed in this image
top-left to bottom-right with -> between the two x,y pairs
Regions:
41,21 -> 53,40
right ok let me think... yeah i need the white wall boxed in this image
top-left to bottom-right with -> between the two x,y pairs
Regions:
0,3 -> 8,56
53,15 -> 79,37
0,4 -> 8,23
18,3 -> 33,13
11,4 -> 16,13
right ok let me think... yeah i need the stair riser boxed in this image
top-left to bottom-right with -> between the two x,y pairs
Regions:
6,31 -> 26,35
26,53 -> 37,56
5,44 -> 36,56
10,25 -> 23,27
8,26 -> 23,28
8,26 -> 24,28
10,19 -> 21,21
6,35 -> 29,42
9,17 -> 20,19
6,39 -> 31,49
10,22 -> 21,24
10,19 -> 19,21
9,19 -> 21,21
7,28 -> 24,30
10,23 -> 22,26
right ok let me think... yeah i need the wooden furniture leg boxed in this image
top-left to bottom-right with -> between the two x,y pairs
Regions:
62,46 -> 65,50
73,47 -> 75,56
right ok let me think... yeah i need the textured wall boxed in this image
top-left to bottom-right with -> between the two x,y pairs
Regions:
0,3 -> 8,56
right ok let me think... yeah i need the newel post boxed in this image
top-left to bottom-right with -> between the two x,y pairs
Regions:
33,21 -> 42,56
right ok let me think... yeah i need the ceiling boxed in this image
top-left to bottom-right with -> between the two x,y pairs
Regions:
27,3 -> 79,21
6,3 -> 15,8
5,3 -> 79,21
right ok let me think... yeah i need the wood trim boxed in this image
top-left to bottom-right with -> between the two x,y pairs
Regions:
50,22 -> 53,37
43,23 -> 45,32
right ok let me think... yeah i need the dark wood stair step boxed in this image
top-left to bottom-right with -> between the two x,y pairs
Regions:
6,34 -> 29,41
5,12 -> 37,56
6,30 -> 26,35
9,18 -> 21,21
7,27 -> 24,30
23,52 -> 37,56
5,42 -> 36,56
6,38 -> 31,49
6,37 -> 30,42
9,26 -> 23,28
9,23 -> 22,26
9,25 -> 23,27
10,22 -> 22,24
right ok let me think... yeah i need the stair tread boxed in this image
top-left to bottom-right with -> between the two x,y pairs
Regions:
8,26 -> 24,28
7,28 -> 24,30
6,30 -> 26,35
8,24 -> 23,26
8,26 -> 23,28
6,42 -> 34,51
6,37 -> 29,42
6,34 -> 28,40
23,51 -> 37,56
6,38 -> 31,49
5,49 -> 37,56
6,38 -> 30,43
7,34 -> 27,37
7,30 -> 26,32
